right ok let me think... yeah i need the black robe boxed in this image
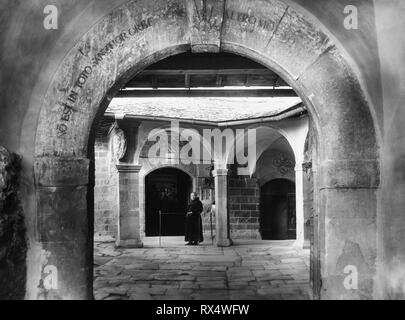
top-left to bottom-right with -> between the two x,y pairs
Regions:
185,198 -> 204,243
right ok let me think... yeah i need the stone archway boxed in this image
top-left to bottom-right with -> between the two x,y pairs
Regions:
31,0 -> 380,300
228,122 -> 306,246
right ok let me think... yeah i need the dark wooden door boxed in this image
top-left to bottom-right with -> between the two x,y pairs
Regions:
145,168 -> 192,236
260,179 -> 296,240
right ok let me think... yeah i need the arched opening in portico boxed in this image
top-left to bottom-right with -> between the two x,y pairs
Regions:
145,167 -> 193,237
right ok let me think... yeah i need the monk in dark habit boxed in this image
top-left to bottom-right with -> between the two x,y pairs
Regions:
185,192 -> 203,246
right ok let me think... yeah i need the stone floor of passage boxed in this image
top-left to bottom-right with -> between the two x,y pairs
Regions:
94,237 -> 311,300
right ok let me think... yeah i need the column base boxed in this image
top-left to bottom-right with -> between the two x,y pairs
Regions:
115,239 -> 143,248
215,238 -> 233,247
293,239 -> 304,249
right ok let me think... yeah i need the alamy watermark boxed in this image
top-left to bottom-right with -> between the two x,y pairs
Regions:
344,5 -> 359,30
135,120 -> 256,175
43,5 -> 58,30
343,265 -> 359,290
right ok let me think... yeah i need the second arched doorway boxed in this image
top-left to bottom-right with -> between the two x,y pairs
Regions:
260,179 -> 296,240
145,167 -> 192,236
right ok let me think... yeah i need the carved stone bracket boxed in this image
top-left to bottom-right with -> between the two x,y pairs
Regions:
112,125 -> 128,161
113,119 -> 140,164
187,0 -> 225,52
302,161 -> 312,173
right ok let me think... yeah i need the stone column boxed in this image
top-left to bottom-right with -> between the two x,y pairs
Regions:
311,164 -> 321,299
34,156 -> 92,300
303,161 -> 313,250
295,164 -> 305,248
318,159 -> 379,300
213,168 -> 232,247
115,164 -> 143,248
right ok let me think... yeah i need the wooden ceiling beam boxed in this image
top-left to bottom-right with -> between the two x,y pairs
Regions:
184,73 -> 191,89
124,69 -> 289,89
138,68 -> 275,76
117,89 -> 297,98
215,74 -> 223,87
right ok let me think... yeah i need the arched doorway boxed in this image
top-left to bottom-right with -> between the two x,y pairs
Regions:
260,179 -> 296,240
145,168 -> 192,236
28,0 -> 381,299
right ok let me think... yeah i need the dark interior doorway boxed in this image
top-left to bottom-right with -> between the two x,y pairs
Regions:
145,168 -> 192,236
260,179 -> 296,240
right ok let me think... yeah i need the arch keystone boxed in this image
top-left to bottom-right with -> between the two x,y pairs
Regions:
188,0 -> 225,52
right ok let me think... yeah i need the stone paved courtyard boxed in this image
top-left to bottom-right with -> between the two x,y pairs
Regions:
94,237 -> 311,300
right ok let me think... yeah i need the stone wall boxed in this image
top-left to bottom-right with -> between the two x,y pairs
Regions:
0,147 -> 26,299
229,174 -> 261,239
94,137 -> 118,240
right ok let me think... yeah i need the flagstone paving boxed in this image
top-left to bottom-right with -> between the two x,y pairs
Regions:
94,237 -> 311,300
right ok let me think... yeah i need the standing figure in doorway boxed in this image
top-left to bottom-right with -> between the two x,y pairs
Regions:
185,192 -> 204,246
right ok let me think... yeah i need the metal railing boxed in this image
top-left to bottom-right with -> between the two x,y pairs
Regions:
158,209 -> 215,246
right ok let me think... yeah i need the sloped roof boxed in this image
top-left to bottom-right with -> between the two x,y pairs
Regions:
107,97 -> 303,122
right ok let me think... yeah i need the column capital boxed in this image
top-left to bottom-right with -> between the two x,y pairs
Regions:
295,164 -> 304,172
116,164 -> 142,173
212,168 -> 229,177
301,161 -> 313,172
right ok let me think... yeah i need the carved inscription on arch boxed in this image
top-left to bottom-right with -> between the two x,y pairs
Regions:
225,9 -> 279,35
55,17 -> 155,138
54,1 -> 186,138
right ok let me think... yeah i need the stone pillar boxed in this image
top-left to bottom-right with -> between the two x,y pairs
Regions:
34,156 -> 92,300
115,164 -> 143,248
311,164 -> 321,299
318,160 -> 379,300
302,161 -> 313,250
295,164 -> 305,248
213,168 -> 232,247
